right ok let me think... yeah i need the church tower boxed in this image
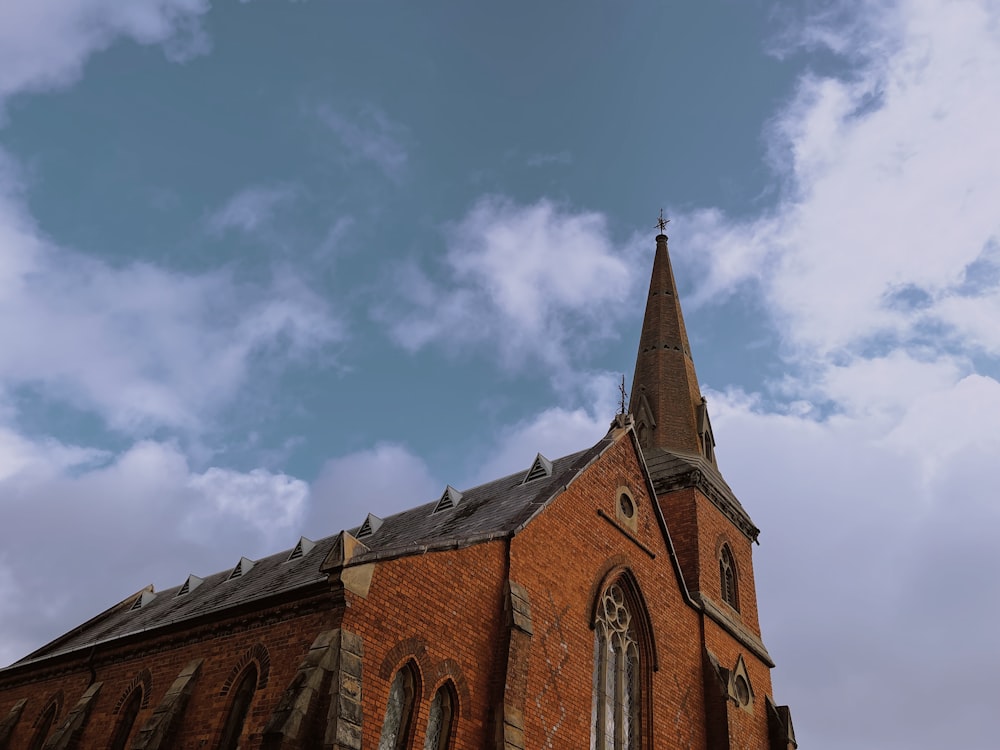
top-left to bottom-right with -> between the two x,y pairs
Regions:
629,230 -> 796,749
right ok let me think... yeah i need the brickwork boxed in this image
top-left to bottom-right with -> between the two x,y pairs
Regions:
343,541 -> 507,750
512,435 -> 707,749
0,594 -> 336,750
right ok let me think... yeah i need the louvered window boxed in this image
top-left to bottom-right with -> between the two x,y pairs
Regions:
719,545 -> 739,611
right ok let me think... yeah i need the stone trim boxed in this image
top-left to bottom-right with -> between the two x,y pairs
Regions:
0,698 -> 27,748
597,509 -> 657,559
766,696 -> 797,750
130,659 -> 202,750
694,593 -> 774,667
325,630 -> 364,750
653,469 -> 760,542
262,628 -> 364,750
41,681 -> 102,750
491,580 -> 533,750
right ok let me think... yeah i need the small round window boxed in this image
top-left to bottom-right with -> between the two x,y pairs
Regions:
734,674 -> 750,706
619,493 -> 635,519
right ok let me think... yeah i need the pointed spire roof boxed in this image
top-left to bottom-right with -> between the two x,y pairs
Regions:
629,232 -> 713,461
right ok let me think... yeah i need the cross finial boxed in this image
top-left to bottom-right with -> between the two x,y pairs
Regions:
656,208 -> 670,235
618,375 -> 627,415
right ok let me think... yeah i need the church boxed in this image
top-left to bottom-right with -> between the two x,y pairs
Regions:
0,231 -> 797,750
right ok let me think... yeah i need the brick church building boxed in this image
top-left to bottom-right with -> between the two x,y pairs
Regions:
0,232 -> 796,749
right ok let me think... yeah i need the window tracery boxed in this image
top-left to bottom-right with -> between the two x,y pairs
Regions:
591,582 -> 640,750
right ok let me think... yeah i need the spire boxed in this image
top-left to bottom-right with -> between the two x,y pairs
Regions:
629,231 -> 716,462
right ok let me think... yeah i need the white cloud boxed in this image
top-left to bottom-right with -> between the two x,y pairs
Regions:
675,0 -> 1000,362
0,0 -> 209,106
0,224 -> 342,432
208,184 -> 298,235
0,434 -> 311,667
675,2 -> 1000,746
388,197 -> 638,374
307,443 -> 441,534
318,104 -> 409,180
710,381 -> 999,750
470,370 -> 621,484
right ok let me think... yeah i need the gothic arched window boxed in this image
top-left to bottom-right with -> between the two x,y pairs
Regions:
379,663 -> 418,750
217,664 -> 258,750
591,582 -> 641,750
28,703 -> 57,750
720,544 -> 739,611
422,682 -> 455,750
108,686 -> 143,750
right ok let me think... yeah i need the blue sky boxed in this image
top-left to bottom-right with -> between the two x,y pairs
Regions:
1,2 -> 999,748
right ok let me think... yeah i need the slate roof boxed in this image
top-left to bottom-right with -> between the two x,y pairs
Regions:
644,446 -> 759,541
10,439 -> 611,669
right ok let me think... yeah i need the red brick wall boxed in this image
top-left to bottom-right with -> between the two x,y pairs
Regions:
510,435 -> 709,750
343,541 -> 507,750
0,597 -> 334,749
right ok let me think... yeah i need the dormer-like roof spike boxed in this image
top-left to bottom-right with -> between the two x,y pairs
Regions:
523,453 -> 553,483
629,231 -> 715,462
433,485 -> 463,514
129,588 -> 156,611
356,513 -> 384,539
176,574 -> 204,596
287,536 -> 316,561
227,556 -> 256,581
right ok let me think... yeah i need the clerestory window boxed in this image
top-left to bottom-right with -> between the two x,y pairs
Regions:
720,544 -> 739,611
379,663 -> 418,750
591,582 -> 641,750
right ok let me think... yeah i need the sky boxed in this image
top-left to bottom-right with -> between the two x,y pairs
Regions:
0,1 -> 998,747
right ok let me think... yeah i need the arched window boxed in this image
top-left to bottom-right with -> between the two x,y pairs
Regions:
217,664 -> 258,750
28,703 -> 57,750
591,582 -> 641,750
378,663 -> 418,750
423,682 -> 455,750
108,686 -> 143,750
720,544 -> 739,611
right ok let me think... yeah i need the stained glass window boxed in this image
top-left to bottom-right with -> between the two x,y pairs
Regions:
423,683 -> 454,750
379,664 -> 417,750
591,582 -> 640,750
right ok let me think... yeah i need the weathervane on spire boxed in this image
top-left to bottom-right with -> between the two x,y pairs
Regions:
656,209 -> 670,235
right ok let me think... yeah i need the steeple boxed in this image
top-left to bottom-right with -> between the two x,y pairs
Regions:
629,232 -> 717,463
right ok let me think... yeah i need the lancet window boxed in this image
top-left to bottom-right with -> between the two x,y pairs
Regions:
379,663 -> 418,750
720,544 -> 739,611
108,687 -> 143,750
591,581 -> 641,750
422,683 -> 455,750
217,664 -> 258,750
